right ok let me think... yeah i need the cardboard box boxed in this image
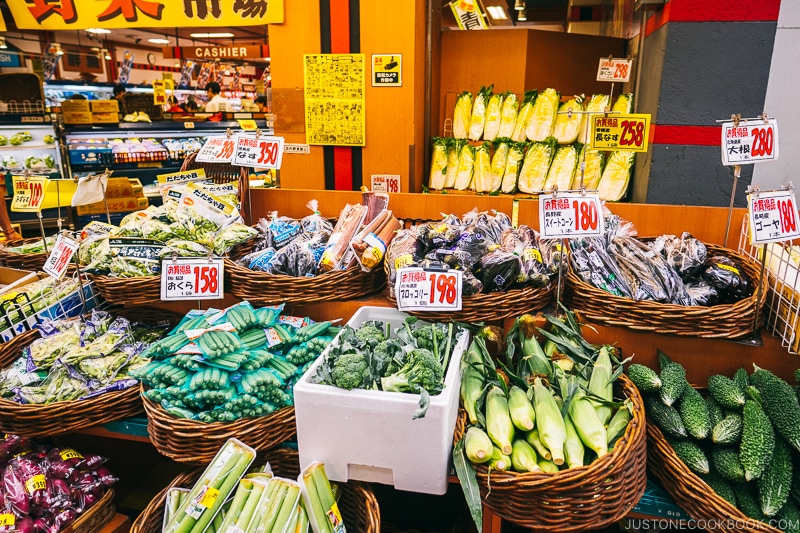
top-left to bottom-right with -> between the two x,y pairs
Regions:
294,306 -> 469,495
75,196 -> 148,216
104,177 -> 144,199
91,99 -> 119,113
62,111 -> 93,124
61,100 -> 91,113
0,267 -> 38,296
92,112 -> 119,124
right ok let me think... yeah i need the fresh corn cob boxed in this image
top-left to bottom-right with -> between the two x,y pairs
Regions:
507,385 -> 535,431
563,415 -> 585,469
511,438 -> 541,473
568,389 -> 609,458
588,345 -> 614,425
465,426 -> 493,464
525,428 -> 552,461
532,377 -> 567,465
486,386 -> 515,455
488,446 -> 511,471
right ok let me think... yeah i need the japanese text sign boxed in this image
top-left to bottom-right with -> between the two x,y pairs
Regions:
721,118 -> 779,166
748,190 -> 800,245
590,113 -> 650,152
370,174 -> 401,193
161,258 -> 224,300
539,192 -> 604,239
196,137 -> 236,164
232,135 -> 285,169
395,267 -> 463,312
596,57 -> 633,83
11,176 -> 48,213
371,54 -> 402,87
43,234 -> 79,279
450,0 -> 487,30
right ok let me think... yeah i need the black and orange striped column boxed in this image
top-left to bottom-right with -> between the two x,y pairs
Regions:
319,0 -> 363,191
636,0 -> 780,206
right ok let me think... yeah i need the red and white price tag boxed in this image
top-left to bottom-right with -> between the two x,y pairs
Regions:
195,137 -> 236,163
160,258 -> 225,300
590,113 -> 650,152
395,267 -> 462,312
721,118 -> 779,166
748,189 -> 800,245
371,174 -> 401,193
11,176 -> 48,213
42,234 -> 79,279
539,192 -> 604,239
596,57 -> 633,83
232,135 -> 285,168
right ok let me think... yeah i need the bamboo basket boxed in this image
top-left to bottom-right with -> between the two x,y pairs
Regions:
0,237 -> 48,270
89,274 -> 162,307
647,422 -> 781,533
564,242 -> 768,338
63,488 -> 116,533
130,447 -> 381,533
141,388 -> 297,464
452,374 -> 647,532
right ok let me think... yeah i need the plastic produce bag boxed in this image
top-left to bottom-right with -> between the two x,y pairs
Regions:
475,250 -> 522,292
702,255 -> 753,303
569,237 -> 632,298
385,227 -> 424,286
651,232 -> 708,279
500,225 -> 550,287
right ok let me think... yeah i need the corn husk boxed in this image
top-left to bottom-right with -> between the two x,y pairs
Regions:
468,85 -> 494,141
428,137 -> 450,190
526,88 -> 560,142
497,92 -> 519,139
577,144 -> 605,190
511,90 -> 538,142
501,142 -> 526,194
482,91 -> 505,141
517,140 -> 554,194
577,94 -> 610,144
552,95 -> 585,145
473,141 -> 493,192
544,142 -> 579,191
453,91 -> 473,139
454,143 -> 476,190
490,139 -> 511,193
444,138 -> 467,188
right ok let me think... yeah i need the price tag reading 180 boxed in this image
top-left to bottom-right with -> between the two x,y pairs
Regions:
395,267 -> 463,312
161,258 -> 225,301
232,135 -> 285,169
748,189 -> 800,245
721,118 -> 779,166
539,192 -> 604,239
195,137 -> 237,164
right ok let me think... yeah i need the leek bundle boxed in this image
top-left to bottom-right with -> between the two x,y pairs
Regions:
511,90 -> 538,142
552,95 -> 585,145
468,85 -> 494,141
428,137 -> 450,190
501,142 -> 526,194
497,92 -> 519,139
443,138 -> 466,188
526,88 -> 560,142
544,143 -> 579,191
490,139 -> 511,193
517,141 -> 554,194
454,143 -> 476,190
577,94 -> 609,144
473,141 -> 493,193
482,91 -> 505,141
452,91 -> 473,139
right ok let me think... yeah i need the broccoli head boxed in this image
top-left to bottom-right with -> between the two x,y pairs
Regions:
380,348 -> 444,395
354,321 -> 385,347
330,351 -> 369,390
412,324 -> 446,353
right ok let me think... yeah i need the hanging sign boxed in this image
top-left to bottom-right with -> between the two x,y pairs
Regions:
395,267 -> 463,312
450,0 -> 487,30
161,258 -> 225,300
153,80 -> 167,105
196,137 -> 236,164
232,135 -> 285,169
721,118 -> 779,166
539,192 -> 604,239
596,57 -> 633,83
10,176 -> 48,213
42,234 -> 79,279
371,175 -> 401,193
748,189 -> 800,245
589,113 -> 650,152
157,168 -> 207,185
371,54 -> 402,87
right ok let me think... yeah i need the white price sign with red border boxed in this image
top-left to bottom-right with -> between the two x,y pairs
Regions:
721,118 -> 779,166
539,192 -> 604,239
195,137 -> 236,163
161,258 -> 225,300
596,57 -> 633,83
42,234 -> 79,279
232,135 -> 285,168
748,189 -> 800,245
395,267 -> 462,312
371,174 -> 401,193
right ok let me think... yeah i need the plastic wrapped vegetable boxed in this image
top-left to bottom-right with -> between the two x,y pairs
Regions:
453,143 -> 475,191
609,236 -> 692,304
300,199 -> 334,236
651,232 -> 707,279
569,237 -> 632,298
501,142 -> 526,194
318,203 -> 367,272
385,227 -> 424,286
526,88 -> 560,142
552,95 -> 585,145
428,137 -> 449,190
497,91 -> 519,139
490,139 -> 510,193
702,256 -> 753,303
468,85 -> 493,141
544,142 -> 578,191
443,139 -> 465,189
417,216 -> 461,251
472,141 -> 493,193
482,91 -> 504,141
141,219 -> 174,241
578,94 -> 610,144
476,250 -> 523,292
160,239 -> 210,258
517,141 -> 554,194
213,223 -> 258,255
577,144 -> 604,190
452,91 -> 473,139
511,90 -> 537,143
500,225 -> 550,287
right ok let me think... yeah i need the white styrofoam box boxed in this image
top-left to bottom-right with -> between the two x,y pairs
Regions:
294,306 -> 469,495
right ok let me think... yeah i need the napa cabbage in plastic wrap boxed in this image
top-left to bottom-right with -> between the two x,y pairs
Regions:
453,143 -> 475,190
501,141 -> 526,194
443,139 -> 466,189
428,137 -> 449,190
511,90 -> 538,143
517,140 -> 554,194
212,223 -> 258,255
452,91 -> 473,139
490,139 -> 510,193
497,91 -> 519,139
482,90 -> 503,141
472,141 -> 493,193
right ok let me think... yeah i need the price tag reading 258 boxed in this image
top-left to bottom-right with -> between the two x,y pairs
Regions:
748,189 -> 800,245
161,258 -> 225,301
590,113 -> 650,152
539,192 -> 604,240
395,267 -> 463,312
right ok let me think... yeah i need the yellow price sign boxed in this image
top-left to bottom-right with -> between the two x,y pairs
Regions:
590,113 -> 651,152
238,120 -> 258,131
11,176 -> 48,213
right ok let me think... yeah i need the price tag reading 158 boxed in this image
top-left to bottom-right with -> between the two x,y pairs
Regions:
539,192 -> 604,240
395,267 -> 463,312
721,118 -> 779,166
195,137 -> 236,164
748,189 -> 800,245
161,258 -> 225,301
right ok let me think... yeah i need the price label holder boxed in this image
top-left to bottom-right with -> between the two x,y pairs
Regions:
539,192 -> 604,240
237,119 -> 258,131
232,133 -> 285,169
395,266 -> 463,312
196,134 -> 237,164
184,121 -> 195,129
721,116 -> 779,166
161,257 -> 225,301
747,189 -> 800,245
10,176 -> 48,213
42,234 -> 79,279
596,57 -> 633,83
589,113 -> 650,152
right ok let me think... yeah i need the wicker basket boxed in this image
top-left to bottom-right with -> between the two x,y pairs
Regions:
226,258 -> 386,306
130,447 -> 381,533
564,242 -> 768,338
63,488 -> 116,533
647,422 -> 780,533
0,238 -> 48,270
89,274 -> 162,307
141,388 -> 297,464
453,373 -> 647,532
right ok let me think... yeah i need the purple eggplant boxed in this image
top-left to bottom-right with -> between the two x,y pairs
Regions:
49,509 -> 77,532
92,466 -> 117,488
2,460 -> 30,515
45,460 -> 75,482
14,517 -> 34,533
75,455 -> 105,473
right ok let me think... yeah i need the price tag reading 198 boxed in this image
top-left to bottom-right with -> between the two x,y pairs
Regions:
195,137 -> 236,164
721,118 -> 779,166
161,258 -> 225,300
395,267 -> 463,312
539,192 -> 604,239
748,189 -> 800,245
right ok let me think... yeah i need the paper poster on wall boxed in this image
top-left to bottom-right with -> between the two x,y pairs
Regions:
303,54 -> 366,147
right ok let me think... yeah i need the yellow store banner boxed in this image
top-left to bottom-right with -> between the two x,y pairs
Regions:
7,0 -> 283,30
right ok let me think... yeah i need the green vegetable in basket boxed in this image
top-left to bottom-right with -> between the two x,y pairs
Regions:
212,223 -> 258,255
667,437 -> 709,475
708,374 -> 746,410
740,399 -> 775,481
679,385 -> 711,440
160,239 -> 210,258
750,366 -> 800,453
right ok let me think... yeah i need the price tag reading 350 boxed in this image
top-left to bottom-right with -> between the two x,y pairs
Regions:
161,258 -> 225,300
748,189 -> 800,245
232,135 -> 285,169
195,137 -> 237,164
42,234 -> 79,279
721,118 -> 779,166
395,267 -> 463,312
539,192 -> 604,239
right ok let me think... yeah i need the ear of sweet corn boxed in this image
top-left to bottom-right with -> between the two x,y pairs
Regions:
501,141 -> 526,194
577,94 -> 610,144
483,91 -> 505,141
469,85 -> 494,141
453,142 -> 476,190
472,141 -> 493,192
533,377 -> 567,465
568,389 -> 609,457
511,90 -> 538,142
497,92 -> 519,139
598,150 -> 635,201
518,140 -> 554,194
452,91 -> 473,139
465,426 -> 494,464
577,144 -> 605,190
444,138 -> 466,188
552,95 -> 585,145
507,385 -> 536,431
490,139 -> 511,193
428,137 -> 449,190
511,438 -> 541,473
588,345 -> 614,424
486,385 -> 515,455
526,88 -> 560,142
564,414 -> 586,469
544,142 -> 578,192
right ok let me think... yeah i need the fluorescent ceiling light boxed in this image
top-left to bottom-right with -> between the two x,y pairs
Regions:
86,28 -> 111,34
486,5 -> 508,19
517,10 -> 527,21
514,0 -> 525,10
190,32 -> 235,38
149,38 -> 170,44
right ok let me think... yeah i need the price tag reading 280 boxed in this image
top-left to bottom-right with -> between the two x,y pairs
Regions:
721,118 -> 779,166
195,137 -> 237,164
748,189 -> 800,245
395,267 -> 463,312
232,135 -> 285,169
161,258 -> 225,301
539,192 -> 604,239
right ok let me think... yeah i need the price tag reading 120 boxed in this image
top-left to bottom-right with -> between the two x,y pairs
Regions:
748,189 -> 800,245
721,118 -> 779,166
395,267 -> 463,312
161,258 -> 225,301
539,192 -> 604,239
195,137 -> 236,164
232,135 -> 285,169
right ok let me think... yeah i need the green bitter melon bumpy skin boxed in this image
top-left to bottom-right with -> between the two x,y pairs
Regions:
750,367 -> 800,453
645,395 -> 687,439
707,374 -> 746,410
758,437 -> 793,517
740,399 -> 776,482
659,363 -> 688,407
679,386 -> 711,439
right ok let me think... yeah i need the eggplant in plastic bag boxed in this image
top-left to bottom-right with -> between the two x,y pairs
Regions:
417,217 -> 461,251
569,237 -> 632,298
685,280 -> 718,306
500,225 -> 550,287
385,227 -> 425,286
702,255 -> 753,303
609,236 -> 693,305
652,232 -> 707,279
475,250 -> 522,292
268,241 -> 318,277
